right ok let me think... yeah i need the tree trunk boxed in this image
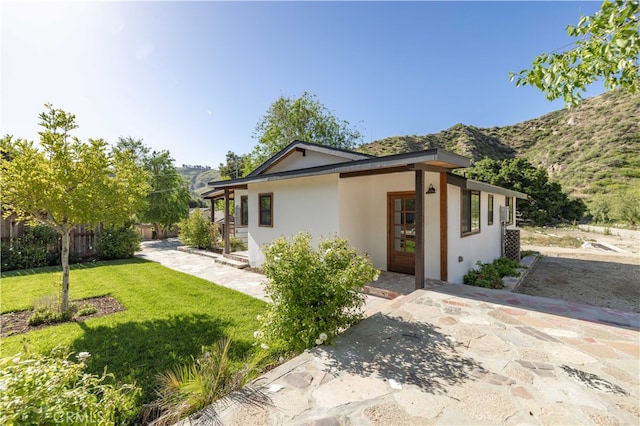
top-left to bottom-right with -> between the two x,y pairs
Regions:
153,222 -> 162,239
60,227 -> 71,313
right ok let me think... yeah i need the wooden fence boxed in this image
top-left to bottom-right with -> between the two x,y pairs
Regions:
1,214 -> 99,259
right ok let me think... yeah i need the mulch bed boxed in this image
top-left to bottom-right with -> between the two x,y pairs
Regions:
0,296 -> 125,338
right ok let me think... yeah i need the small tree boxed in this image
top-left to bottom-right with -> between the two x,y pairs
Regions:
115,138 -> 190,239
0,105 -> 149,312
256,233 -> 378,352
178,209 -> 218,249
511,0 -> 639,105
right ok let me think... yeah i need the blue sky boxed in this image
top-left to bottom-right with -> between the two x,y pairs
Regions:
2,1 -> 604,167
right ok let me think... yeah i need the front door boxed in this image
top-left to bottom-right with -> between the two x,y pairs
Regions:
387,192 -> 416,275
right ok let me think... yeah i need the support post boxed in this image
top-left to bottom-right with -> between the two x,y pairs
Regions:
415,170 -> 425,290
224,189 -> 230,254
439,172 -> 448,281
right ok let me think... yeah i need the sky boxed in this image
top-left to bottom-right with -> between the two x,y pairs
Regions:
1,1 -> 606,168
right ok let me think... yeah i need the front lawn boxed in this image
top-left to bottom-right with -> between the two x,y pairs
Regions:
0,258 -> 266,407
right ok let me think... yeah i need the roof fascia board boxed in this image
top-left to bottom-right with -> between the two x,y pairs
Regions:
209,148 -> 469,190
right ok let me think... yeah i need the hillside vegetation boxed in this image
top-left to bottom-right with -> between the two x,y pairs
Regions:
177,167 -> 220,197
362,90 -> 640,198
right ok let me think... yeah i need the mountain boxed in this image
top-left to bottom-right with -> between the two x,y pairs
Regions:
177,167 -> 220,197
361,90 -> 640,197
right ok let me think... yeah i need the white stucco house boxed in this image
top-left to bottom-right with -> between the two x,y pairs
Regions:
204,140 -> 526,287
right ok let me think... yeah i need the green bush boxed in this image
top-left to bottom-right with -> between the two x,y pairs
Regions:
178,210 -> 217,249
229,235 -> 247,251
256,233 -> 378,352
0,349 -> 140,425
96,226 -> 140,260
0,224 -> 59,271
463,257 -> 521,289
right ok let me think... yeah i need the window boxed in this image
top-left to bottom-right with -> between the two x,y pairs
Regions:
488,195 -> 494,226
461,189 -> 480,236
506,196 -> 514,225
258,193 -> 273,227
240,195 -> 248,226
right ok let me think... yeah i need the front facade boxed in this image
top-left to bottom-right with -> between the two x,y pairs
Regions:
205,141 -> 525,286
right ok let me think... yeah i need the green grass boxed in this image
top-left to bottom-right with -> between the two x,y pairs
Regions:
0,258 -> 266,406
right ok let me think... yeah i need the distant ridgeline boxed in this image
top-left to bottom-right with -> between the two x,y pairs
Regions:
181,164 -> 211,170
361,89 -> 640,198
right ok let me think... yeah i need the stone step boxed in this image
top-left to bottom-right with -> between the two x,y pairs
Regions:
214,257 -> 248,269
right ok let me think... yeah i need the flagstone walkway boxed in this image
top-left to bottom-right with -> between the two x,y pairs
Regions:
138,240 -> 640,425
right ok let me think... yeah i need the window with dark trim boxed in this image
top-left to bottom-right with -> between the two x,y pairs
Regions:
240,195 -> 248,227
461,189 -> 480,236
258,193 -> 273,227
488,195 -> 494,226
506,196 -> 514,225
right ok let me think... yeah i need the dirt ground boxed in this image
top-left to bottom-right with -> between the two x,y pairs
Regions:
517,227 -> 640,313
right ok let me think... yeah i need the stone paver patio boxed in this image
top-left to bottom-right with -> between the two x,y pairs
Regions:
138,240 -> 640,425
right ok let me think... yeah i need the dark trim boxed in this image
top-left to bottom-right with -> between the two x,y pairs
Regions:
415,171 -> 425,290
488,194 -> 494,226
461,189 -> 481,237
240,195 -> 248,227
209,148 -> 470,190
258,193 -> 273,227
447,174 -> 527,200
439,172 -> 448,282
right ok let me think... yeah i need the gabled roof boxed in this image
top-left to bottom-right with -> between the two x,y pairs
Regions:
247,140 -> 374,177
206,147 -> 470,194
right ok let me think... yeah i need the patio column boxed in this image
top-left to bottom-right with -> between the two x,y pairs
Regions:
210,197 -> 215,224
224,189 -> 230,254
415,170 -> 425,290
439,172 -> 448,281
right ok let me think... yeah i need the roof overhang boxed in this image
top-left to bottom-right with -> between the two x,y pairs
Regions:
207,148 -> 470,191
447,174 -> 527,199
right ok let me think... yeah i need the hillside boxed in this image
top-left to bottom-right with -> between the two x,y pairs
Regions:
177,167 -> 220,197
362,90 -> 640,197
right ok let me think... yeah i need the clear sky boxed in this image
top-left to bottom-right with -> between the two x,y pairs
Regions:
2,1 -> 605,168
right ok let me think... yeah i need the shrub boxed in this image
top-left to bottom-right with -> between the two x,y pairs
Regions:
146,337 -> 268,426
0,349 -> 140,425
0,224 -> 58,271
229,235 -> 247,251
179,210 -> 217,249
463,257 -> 521,289
96,226 -> 140,260
256,233 -> 378,352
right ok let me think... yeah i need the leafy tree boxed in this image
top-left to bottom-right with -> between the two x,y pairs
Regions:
247,92 -> 363,173
510,0 -> 639,105
465,158 -> 586,225
115,138 -> 191,239
218,150 -> 247,179
0,105 -> 149,312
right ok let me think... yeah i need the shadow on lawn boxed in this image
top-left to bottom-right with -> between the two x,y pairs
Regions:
70,313 -> 253,403
1,257 -> 150,278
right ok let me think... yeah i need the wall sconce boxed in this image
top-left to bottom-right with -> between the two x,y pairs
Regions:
426,184 -> 436,194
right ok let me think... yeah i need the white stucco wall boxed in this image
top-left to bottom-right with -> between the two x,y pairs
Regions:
266,150 -> 354,174
446,188 -> 516,284
247,174 -> 339,267
337,171 -> 441,279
